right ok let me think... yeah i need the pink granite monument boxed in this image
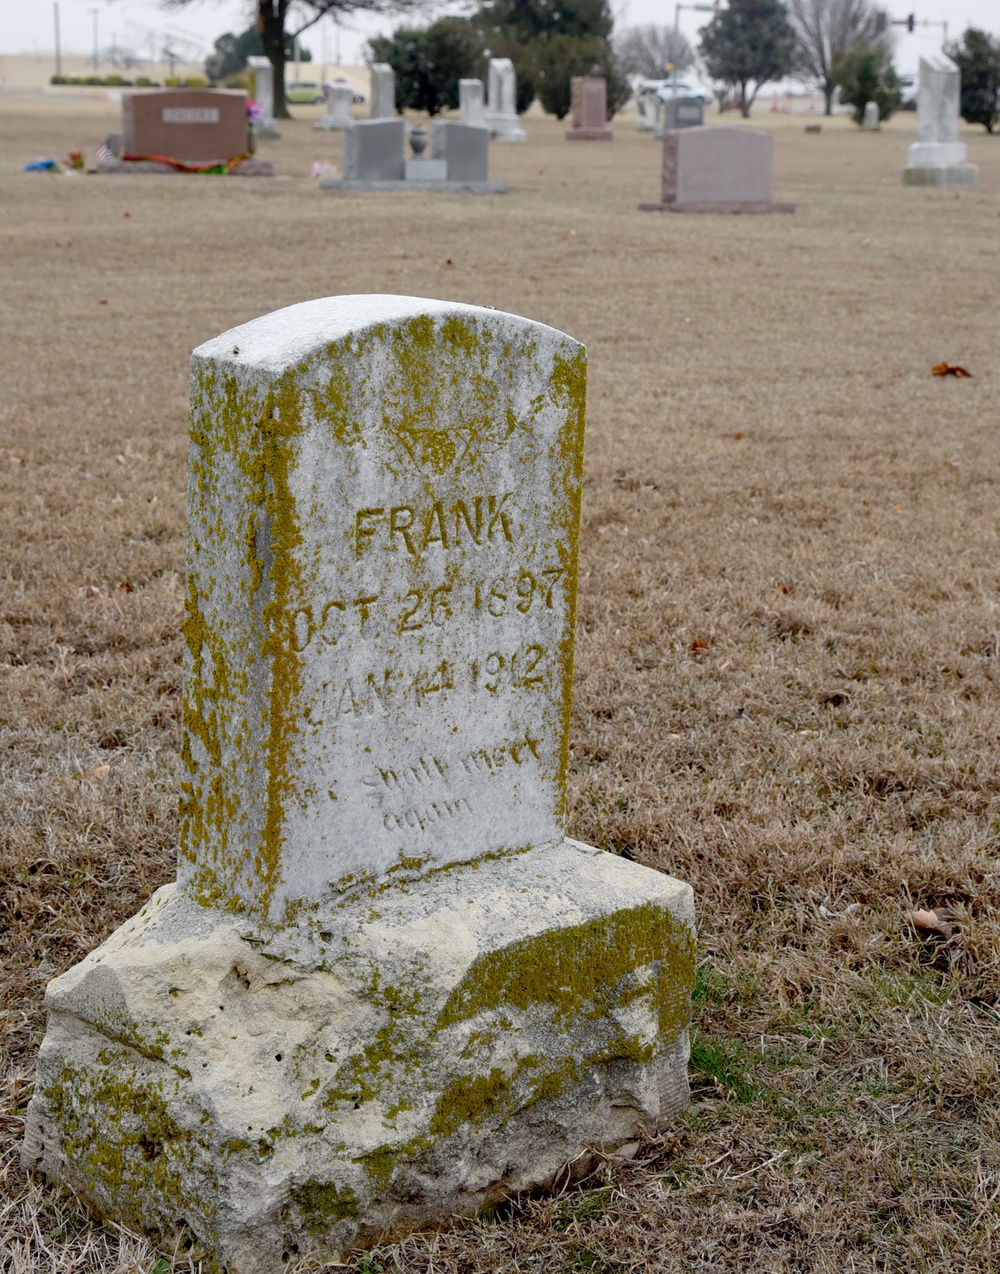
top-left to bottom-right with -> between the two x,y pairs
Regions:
98,89 -> 273,176
640,126 -> 793,213
565,77 -> 613,141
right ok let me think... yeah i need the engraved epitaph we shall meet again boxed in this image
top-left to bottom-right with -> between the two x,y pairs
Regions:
182,296 -> 586,920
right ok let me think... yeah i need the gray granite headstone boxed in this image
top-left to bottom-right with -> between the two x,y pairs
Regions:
432,120 -> 490,182
344,118 -> 405,181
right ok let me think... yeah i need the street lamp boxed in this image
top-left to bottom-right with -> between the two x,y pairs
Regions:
671,2 -> 719,100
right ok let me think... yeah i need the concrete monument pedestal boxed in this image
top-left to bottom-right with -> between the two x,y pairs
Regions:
23,296 -> 694,1271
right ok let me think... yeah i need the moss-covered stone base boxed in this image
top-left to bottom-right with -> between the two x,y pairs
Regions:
22,840 -> 694,1273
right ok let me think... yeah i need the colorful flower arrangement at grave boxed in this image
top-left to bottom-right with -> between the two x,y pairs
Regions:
247,100 -> 264,127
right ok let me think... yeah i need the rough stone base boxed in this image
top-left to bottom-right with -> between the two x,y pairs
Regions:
565,128 -> 613,141
96,157 -> 275,177
22,840 -> 694,1274
319,178 -> 507,194
902,164 -> 979,188
639,200 -> 795,214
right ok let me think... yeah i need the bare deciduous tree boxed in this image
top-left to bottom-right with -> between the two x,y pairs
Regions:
615,24 -> 694,81
787,0 -> 891,115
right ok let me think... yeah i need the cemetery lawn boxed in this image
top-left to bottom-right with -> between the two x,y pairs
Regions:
1,97 -> 999,1272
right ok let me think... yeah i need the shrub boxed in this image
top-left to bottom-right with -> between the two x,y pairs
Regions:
833,41 -> 901,125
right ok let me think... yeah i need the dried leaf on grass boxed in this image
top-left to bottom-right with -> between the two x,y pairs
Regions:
905,906 -> 961,939
74,764 -> 110,782
932,362 -> 972,378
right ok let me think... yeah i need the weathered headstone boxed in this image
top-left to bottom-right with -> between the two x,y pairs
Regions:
315,82 -> 354,131
95,89 -> 273,176
862,100 -> 880,130
903,54 -> 978,186
370,62 -> 396,119
565,76 -> 613,141
23,295 -> 695,1273
247,56 -> 279,136
432,120 -> 489,181
486,57 -> 526,141
640,126 -> 794,214
459,78 -> 487,128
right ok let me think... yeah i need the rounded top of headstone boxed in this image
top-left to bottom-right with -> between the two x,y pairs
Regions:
193,295 -> 579,375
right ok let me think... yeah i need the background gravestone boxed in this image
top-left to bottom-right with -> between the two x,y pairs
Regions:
247,56 -> 279,136
22,295 -> 695,1274
370,63 -> 396,119
902,53 -> 978,187
862,100 -> 880,130
459,78 -> 487,128
486,58 -> 526,141
122,89 -> 248,163
315,82 -> 354,131
432,120 -> 490,182
565,76 -> 613,141
640,126 -> 794,214
657,96 -> 704,134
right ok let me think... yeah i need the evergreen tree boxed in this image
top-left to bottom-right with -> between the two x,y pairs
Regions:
700,0 -> 797,118
832,40 -> 900,124
368,18 -> 483,114
947,28 -> 1000,133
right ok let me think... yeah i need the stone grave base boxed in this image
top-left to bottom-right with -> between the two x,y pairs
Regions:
22,840 -> 694,1274
96,156 -> 275,177
319,177 -> 507,194
902,164 -> 979,188
565,127 -> 613,141
639,199 -> 795,214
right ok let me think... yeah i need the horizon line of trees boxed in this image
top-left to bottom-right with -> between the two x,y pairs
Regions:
191,0 -> 1000,131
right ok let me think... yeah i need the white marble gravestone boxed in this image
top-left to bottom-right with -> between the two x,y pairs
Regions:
486,58 -> 526,141
862,100 -> 880,130
247,55 -> 279,137
315,82 -> 354,130
370,62 -> 396,118
22,296 -> 695,1274
459,77 -> 487,128
903,54 -> 978,186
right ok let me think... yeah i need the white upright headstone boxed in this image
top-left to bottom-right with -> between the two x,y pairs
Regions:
459,78 -> 487,128
370,62 -> 396,118
903,54 -> 978,186
315,82 -> 354,131
486,57 -> 526,141
862,99 -> 880,130
22,296 -> 695,1274
247,55 -> 279,137
635,81 -> 660,131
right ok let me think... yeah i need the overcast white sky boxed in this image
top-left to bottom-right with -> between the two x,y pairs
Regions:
1,0 -> 996,75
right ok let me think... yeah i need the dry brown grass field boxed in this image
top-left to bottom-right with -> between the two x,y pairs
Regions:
1,95 -> 999,1273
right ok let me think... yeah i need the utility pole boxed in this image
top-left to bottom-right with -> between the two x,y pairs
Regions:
671,2 -> 719,98
89,8 -> 99,72
53,2 -> 62,77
